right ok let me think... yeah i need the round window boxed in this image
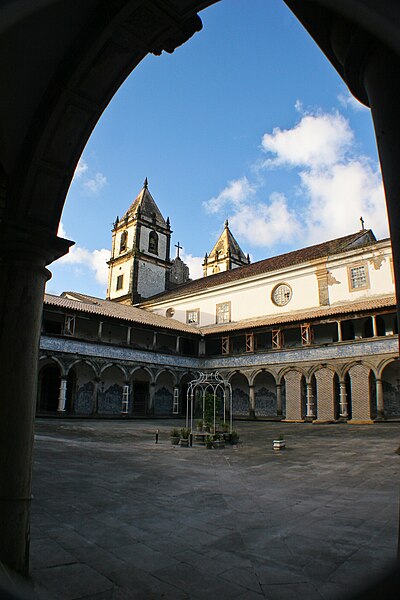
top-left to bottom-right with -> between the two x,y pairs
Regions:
271,283 -> 292,306
166,307 -> 175,318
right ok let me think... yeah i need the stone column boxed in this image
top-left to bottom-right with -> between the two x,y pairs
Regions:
372,315 -> 378,338
348,364 -> 373,423
97,321 -> 103,341
57,377 -> 67,412
152,332 -> 157,351
93,378 -> 100,415
0,222 -> 71,575
376,378 -> 384,420
305,382 -> 315,419
126,326 -> 131,345
283,371 -> 303,421
339,381 -> 348,419
337,320 -> 342,342
276,383 -> 282,416
249,385 -> 255,419
175,336 -> 180,353
314,368 -> 335,422
148,382 -> 155,414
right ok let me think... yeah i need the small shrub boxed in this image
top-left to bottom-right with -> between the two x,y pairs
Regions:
205,435 -> 213,449
170,428 -> 180,437
229,431 -> 240,444
180,427 -> 191,440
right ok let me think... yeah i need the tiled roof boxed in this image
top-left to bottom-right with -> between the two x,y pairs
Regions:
44,293 -> 201,335
140,229 -> 378,305
201,295 -> 397,335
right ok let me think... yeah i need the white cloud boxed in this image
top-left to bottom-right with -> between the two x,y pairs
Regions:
300,159 -> 387,243
74,159 -> 88,178
181,251 -> 203,280
229,192 -> 300,248
71,158 -> 107,194
203,176 -> 255,214
60,245 -> 110,285
205,107 -> 388,254
84,172 -> 107,194
337,89 -> 368,112
261,112 -> 353,169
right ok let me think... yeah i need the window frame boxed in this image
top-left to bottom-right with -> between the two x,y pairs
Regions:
347,263 -> 370,292
148,230 -> 159,255
186,308 -> 200,325
116,274 -> 124,291
216,301 -> 231,324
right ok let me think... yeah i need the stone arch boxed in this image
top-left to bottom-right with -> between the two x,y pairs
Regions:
153,370 -> 176,416
66,358 -> 98,378
100,362 -> 128,380
130,365 -> 154,384
380,359 -> 400,418
38,355 -> 67,377
68,360 -> 97,415
229,371 -> 250,418
37,360 -> 62,413
253,370 -> 278,418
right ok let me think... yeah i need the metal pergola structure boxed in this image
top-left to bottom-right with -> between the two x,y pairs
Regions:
186,371 -> 232,434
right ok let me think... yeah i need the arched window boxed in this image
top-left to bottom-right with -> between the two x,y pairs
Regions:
148,230 -> 158,255
119,231 -> 127,253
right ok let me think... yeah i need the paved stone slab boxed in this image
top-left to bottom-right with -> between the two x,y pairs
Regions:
29,419 -> 400,599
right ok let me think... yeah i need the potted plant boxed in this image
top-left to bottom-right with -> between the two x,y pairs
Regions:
205,435 -> 213,449
170,428 -> 180,445
212,433 -> 225,449
272,433 -> 286,450
180,427 -> 191,447
229,430 -> 239,445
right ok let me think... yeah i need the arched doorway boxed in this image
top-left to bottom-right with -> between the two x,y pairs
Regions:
253,371 -> 277,417
37,362 -> 61,413
229,372 -> 250,417
131,368 -> 152,416
68,361 -> 97,415
154,370 -> 175,416
381,360 -> 400,418
99,365 -> 125,415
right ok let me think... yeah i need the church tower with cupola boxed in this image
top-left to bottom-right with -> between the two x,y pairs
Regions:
107,179 -> 172,304
203,219 -> 250,276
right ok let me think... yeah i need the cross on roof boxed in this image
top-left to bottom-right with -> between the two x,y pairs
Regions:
360,216 -> 365,230
175,241 -> 183,258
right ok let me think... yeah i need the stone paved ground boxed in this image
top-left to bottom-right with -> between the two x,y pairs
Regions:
25,420 -> 400,599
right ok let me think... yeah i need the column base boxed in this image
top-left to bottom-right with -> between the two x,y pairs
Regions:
282,419 -> 305,423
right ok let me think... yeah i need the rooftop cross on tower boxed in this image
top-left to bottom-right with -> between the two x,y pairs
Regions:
175,241 -> 183,258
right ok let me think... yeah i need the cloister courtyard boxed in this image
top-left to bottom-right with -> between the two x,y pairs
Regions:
22,419 -> 400,599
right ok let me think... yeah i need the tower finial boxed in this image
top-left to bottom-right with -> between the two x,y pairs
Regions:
360,215 -> 365,230
144,177 -> 148,189
225,218 -> 229,229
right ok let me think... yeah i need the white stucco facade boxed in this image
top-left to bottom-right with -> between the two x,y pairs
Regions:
145,239 -> 394,327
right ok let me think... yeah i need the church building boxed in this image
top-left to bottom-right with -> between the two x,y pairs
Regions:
38,181 -> 400,424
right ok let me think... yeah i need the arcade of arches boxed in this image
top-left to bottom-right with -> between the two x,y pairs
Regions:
37,355 -> 400,423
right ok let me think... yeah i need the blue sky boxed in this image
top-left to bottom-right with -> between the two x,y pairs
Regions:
48,0 -> 388,297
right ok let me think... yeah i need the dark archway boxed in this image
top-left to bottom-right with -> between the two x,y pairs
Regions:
2,0 -> 400,580
37,364 -> 61,413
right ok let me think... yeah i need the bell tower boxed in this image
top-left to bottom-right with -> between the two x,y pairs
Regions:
107,179 -> 172,304
203,219 -> 250,276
